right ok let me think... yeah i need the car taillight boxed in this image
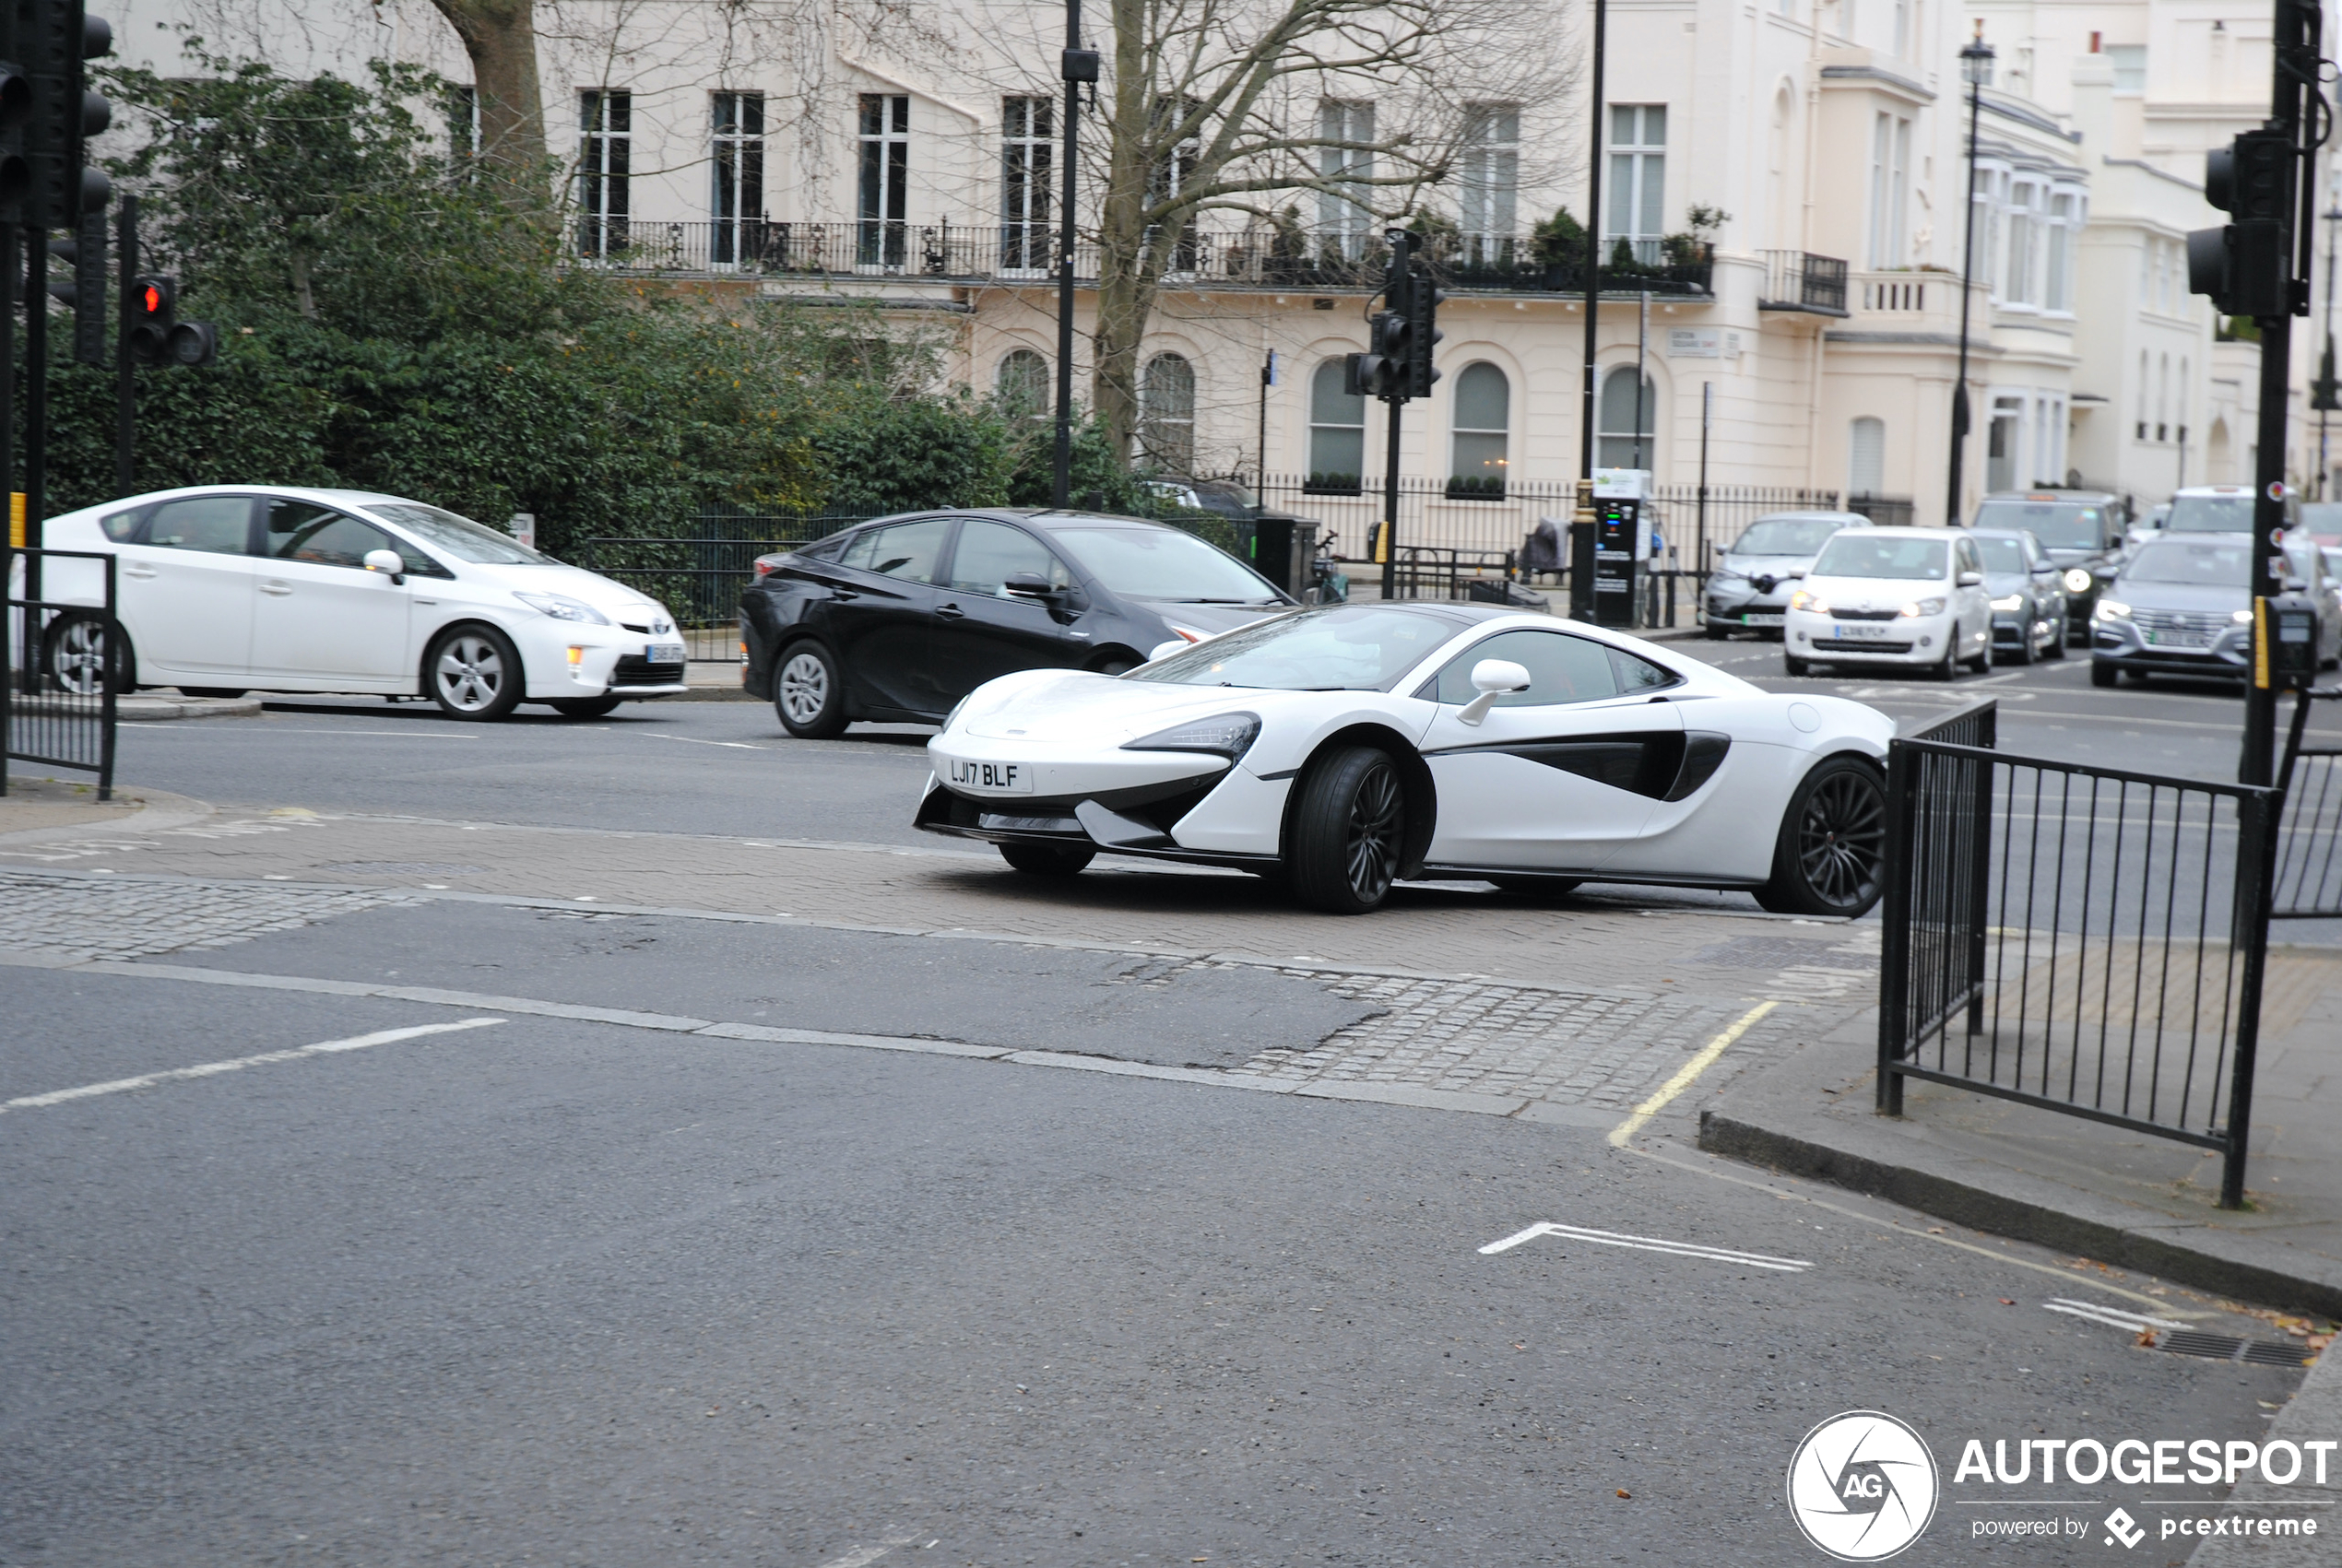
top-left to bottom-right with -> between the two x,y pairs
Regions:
752,555 -> 783,579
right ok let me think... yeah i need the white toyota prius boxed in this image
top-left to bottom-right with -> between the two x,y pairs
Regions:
20,485 -> 689,718
917,602 -> 1897,915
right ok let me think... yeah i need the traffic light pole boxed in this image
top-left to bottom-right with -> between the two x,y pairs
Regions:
1378,391 -> 1402,601
114,195 -> 134,494
23,228 -> 44,580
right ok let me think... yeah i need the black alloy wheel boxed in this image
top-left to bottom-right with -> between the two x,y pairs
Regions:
998,842 -> 1096,877
1756,757 -> 1887,917
1287,746 -> 1405,914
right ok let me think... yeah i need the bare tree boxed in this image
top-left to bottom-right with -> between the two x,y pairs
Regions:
1089,0 -> 1572,468
430,0 -> 550,195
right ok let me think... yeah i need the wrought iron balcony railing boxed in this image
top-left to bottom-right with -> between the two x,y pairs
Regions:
574,218 -> 1714,298
1756,250 -> 1851,315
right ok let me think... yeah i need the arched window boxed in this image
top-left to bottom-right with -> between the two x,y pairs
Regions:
1449,363 -> 1510,491
1307,359 -> 1366,486
995,348 -> 1048,419
1849,417 -> 1886,498
1597,367 -> 1656,470
1138,352 -> 1196,473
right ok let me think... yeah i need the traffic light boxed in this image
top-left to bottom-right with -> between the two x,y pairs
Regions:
127,273 -> 215,367
44,206 -> 105,363
18,0 -> 112,230
1403,274 -> 1445,398
2187,127 -> 2297,319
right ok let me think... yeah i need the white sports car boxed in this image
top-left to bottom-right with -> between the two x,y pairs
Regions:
915,603 -> 1897,915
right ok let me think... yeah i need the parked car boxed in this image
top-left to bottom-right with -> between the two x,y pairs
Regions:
2164,483 -> 2302,535
916,601 -> 1897,915
20,485 -> 686,719
741,509 -> 1295,737
2090,533 -> 2342,686
1700,510 -> 1875,639
1969,490 -> 2128,640
1783,526 -> 1995,678
1968,527 -> 2069,664
2127,500 -> 2170,548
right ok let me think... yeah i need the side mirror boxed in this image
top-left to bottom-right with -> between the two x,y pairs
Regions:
1003,571 -> 1055,599
1146,640 -> 1189,665
1958,570 -> 1983,587
1457,658 -> 1532,726
362,548 -> 406,584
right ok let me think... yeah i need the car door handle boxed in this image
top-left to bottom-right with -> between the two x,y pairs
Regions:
935,603 -> 965,620
259,581 -> 293,595
122,565 -> 157,579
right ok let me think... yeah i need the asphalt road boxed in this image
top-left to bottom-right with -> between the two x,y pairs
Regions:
0,951 -> 2308,1566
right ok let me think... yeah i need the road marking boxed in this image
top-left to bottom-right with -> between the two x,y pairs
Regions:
2043,1297 -> 2191,1333
643,732 -> 769,751
816,1536 -> 925,1568
0,1018 -> 504,1114
1479,1220 -> 1812,1272
1606,998 -> 1778,1147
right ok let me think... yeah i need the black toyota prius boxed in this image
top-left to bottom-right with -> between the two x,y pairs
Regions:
739,509 -> 1296,737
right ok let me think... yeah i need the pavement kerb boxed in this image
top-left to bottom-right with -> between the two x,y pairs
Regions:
2185,1342 -> 2342,1566
114,694 -> 264,720
1697,1038 -> 2342,1320
0,784 -> 216,848
47,955 -> 1628,1129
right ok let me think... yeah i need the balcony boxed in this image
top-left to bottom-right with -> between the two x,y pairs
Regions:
1756,251 -> 1850,316
572,218 -> 1714,299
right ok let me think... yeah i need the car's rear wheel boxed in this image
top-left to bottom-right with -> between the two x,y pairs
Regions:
1756,756 -> 1887,917
774,642 -> 847,738
1286,746 -> 1405,914
42,612 -> 132,695
999,842 -> 1094,877
426,626 -> 525,720
548,695 -> 624,719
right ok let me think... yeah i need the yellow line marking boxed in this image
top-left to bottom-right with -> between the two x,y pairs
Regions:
1607,999 -> 1780,1148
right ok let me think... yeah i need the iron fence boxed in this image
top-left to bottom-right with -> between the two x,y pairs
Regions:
575,218 -> 1716,298
1756,251 -> 1851,314
5,548 -> 119,798
1877,700 -> 2278,1208
574,513 -> 878,631
2274,687 -> 2342,918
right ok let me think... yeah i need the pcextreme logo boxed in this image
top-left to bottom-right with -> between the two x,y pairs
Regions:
1786,1411 -> 1942,1562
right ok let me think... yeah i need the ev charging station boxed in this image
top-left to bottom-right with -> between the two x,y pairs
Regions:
1590,468 -> 1651,628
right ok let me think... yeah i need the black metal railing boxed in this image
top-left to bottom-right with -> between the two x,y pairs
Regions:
1847,493 -> 1917,529
575,513 -> 878,631
1756,251 -> 1851,315
1878,707 -> 2279,1208
5,548 -> 120,798
2274,687 -> 2342,918
576,218 -> 1715,298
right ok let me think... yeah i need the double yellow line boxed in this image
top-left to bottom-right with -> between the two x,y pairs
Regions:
1607,998 -> 1780,1147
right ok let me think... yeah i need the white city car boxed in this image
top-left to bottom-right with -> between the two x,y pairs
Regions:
24,485 -> 689,719
1782,525 -> 1994,678
916,603 -> 1897,915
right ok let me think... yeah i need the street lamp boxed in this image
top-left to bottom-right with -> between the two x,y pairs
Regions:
1051,6 -> 1099,507
1945,23 -> 1993,529
2314,203 -> 2342,498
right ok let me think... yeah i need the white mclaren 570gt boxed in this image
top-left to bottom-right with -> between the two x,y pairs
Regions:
914,602 -> 1896,915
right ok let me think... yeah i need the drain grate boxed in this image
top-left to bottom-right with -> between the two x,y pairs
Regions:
2150,1330 -> 2314,1367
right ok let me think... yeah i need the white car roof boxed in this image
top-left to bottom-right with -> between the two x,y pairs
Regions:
1374,605 -> 1760,698
57,483 -> 444,521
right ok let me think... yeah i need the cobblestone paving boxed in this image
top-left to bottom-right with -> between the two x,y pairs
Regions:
0,870 -> 420,964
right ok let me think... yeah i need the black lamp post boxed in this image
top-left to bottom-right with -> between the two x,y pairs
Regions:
1946,24 -> 1993,528
1052,8 -> 1099,508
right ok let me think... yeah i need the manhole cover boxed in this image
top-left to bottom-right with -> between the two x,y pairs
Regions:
1692,935 -> 1879,970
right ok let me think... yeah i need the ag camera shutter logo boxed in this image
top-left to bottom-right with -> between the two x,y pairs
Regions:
1787,1410 -> 1940,1561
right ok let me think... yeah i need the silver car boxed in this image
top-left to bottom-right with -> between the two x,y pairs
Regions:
1968,527 -> 2068,665
1702,511 -> 1875,640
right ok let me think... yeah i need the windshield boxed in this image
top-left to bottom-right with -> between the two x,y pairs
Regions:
365,501 -> 551,564
1127,605 -> 1461,690
1973,536 -> 2030,572
2298,502 -> 2342,536
1049,525 -> 1281,604
1731,517 -> 1850,556
2165,494 -> 2256,534
1970,501 -> 2105,549
1813,535 -> 1951,581
2124,540 -> 2252,585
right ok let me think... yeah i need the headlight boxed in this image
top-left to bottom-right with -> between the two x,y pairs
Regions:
942,696 -> 969,733
2231,608 -> 2255,625
1791,590 -> 1827,613
2095,599 -> 2131,620
2064,569 -> 2094,594
514,591 -> 609,625
1990,595 -> 2024,613
1900,597 -> 1948,618
1120,712 -> 1260,761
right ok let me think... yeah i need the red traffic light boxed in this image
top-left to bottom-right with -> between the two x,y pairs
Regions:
135,277 -> 172,319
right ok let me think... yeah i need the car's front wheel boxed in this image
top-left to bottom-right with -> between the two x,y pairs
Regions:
999,842 -> 1095,877
1286,746 -> 1406,914
1756,756 -> 1887,917
2090,660 -> 2118,688
774,642 -> 847,738
1784,653 -> 1811,677
41,612 -> 132,696
426,626 -> 525,720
